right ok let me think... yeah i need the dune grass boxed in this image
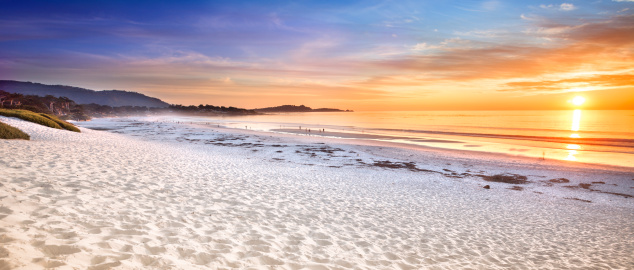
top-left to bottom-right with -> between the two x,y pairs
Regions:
0,109 -> 80,133
39,113 -> 81,132
0,121 -> 30,140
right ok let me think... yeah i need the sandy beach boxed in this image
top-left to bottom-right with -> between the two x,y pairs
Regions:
1,115 -> 633,269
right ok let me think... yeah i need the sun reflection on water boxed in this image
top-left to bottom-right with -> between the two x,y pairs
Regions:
566,144 -> 580,150
571,109 -> 581,132
565,109 -> 583,161
565,150 -> 578,161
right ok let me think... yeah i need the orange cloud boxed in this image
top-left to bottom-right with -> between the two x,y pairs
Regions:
370,15 -> 634,82
503,74 -> 634,92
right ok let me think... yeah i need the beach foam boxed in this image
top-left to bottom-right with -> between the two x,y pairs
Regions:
1,115 -> 633,269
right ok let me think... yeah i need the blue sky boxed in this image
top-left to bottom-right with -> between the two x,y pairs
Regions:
1,0 -> 633,109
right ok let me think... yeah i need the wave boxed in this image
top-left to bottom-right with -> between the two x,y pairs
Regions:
372,128 -> 634,148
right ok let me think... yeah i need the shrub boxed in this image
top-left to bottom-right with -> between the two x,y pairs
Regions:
0,109 -> 81,132
0,109 -> 80,132
0,109 -> 62,129
39,113 -> 81,132
0,121 -> 30,140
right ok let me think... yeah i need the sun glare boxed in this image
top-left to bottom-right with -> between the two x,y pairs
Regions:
571,96 -> 586,106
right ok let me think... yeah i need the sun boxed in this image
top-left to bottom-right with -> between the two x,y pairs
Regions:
571,96 -> 585,106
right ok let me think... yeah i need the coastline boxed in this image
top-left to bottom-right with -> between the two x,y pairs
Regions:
117,111 -> 634,169
273,127 -> 634,174
1,115 -> 633,269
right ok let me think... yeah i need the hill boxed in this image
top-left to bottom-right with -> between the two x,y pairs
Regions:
254,105 -> 351,113
0,80 -> 169,108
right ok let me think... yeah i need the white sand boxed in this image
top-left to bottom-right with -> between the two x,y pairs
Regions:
1,115 -> 633,269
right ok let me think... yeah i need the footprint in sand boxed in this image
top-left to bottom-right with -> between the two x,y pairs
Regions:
32,258 -> 66,268
192,252 -> 216,265
134,254 -> 173,268
88,261 -> 122,270
39,245 -> 81,257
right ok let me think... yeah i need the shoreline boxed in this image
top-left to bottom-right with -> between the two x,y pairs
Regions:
142,116 -> 634,174
100,112 -> 634,169
273,127 -> 634,174
78,116 -> 634,204
1,115 -> 634,269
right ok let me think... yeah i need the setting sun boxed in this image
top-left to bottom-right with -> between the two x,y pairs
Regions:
571,96 -> 586,106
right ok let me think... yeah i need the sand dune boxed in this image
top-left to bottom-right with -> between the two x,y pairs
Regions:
1,116 -> 633,269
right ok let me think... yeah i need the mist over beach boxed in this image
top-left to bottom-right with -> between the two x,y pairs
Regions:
1,0 -> 634,269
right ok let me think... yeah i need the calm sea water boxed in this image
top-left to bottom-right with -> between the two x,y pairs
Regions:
172,110 -> 634,168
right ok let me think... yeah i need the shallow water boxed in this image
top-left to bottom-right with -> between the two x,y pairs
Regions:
163,110 -> 634,168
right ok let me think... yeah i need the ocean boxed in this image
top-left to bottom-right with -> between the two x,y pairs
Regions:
170,110 -> 634,168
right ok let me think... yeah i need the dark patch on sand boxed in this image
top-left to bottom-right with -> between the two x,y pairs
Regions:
601,191 -> 633,198
372,160 -> 417,171
300,146 -> 346,154
440,169 -> 471,179
564,183 -> 591,189
370,160 -> 434,173
85,127 -> 120,131
541,178 -> 570,187
564,183 -> 633,198
548,178 -> 570,183
508,186 -> 524,191
565,197 -> 592,203
480,174 -> 529,184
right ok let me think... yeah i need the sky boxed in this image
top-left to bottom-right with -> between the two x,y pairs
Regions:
1,0 -> 633,110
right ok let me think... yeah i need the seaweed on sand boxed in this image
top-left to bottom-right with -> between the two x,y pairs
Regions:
480,174 -> 529,184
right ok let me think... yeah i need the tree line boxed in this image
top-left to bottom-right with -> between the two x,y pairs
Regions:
0,90 -> 90,120
0,90 -> 257,120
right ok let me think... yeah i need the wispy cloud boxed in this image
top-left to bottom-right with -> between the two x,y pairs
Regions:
372,14 -> 634,81
502,74 -> 634,92
540,3 -> 577,11
559,3 -> 577,11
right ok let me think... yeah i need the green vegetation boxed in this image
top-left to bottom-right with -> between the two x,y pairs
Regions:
1,88 -> 259,118
0,121 -> 30,140
0,109 -> 62,129
39,113 -> 81,132
0,90 -> 90,121
0,109 -> 80,132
